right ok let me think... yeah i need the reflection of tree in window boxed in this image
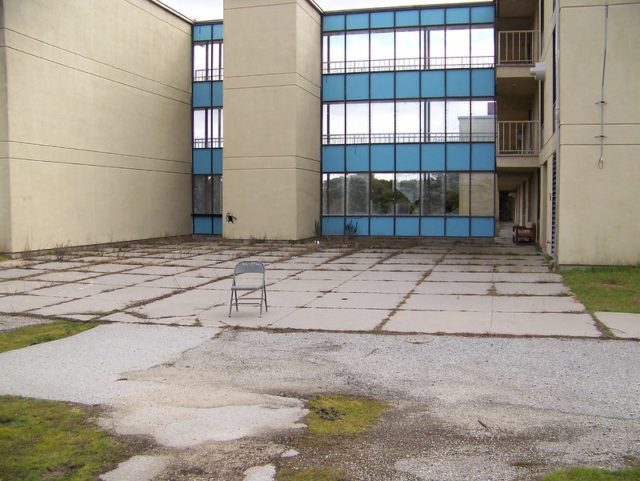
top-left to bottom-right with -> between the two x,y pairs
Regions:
446,173 -> 470,215
370,173 -> 394,215
194,175 -> 222,214
422,172 -> 445,215
396,174 -> 420,215
346,174 -> 368,215
323,174 -> 344,215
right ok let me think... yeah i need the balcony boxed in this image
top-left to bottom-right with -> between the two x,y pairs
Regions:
497,121 -> 539,168
498,31 -> 538,66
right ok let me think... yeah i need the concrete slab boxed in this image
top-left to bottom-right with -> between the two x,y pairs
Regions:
433,265 -> 494,272
383,310 -> 492,334
493,296 -> 585,313
0,294 -> 68,313
307,292 -> 404,310
76,263 -> 138,273
494,283 -> 570,296
490,313 -> 600,337
426,272 -> 493,283
371,264 -> 433,272
33,261 -> 89,270
269,279 -> 344,292
352,271 -> 424,282
31,298 -> 122,317
334,280 -> 417,294
141,276 -> 213,289
320,263 -> 371,271
270,308 -> 387,331
260,291 -> 320,308
214,307 -> 297,328
0,280 -> 55,294
180,267 -> 234,279
127,266 -> 193,276
93,286 -> 175,304
401,294 -> 493,312
413,282 -> 492,295
493,273 -> 564,283
293,270 -> 357,281
31,271 -> 98,282
30,282 -> 115,299
100,455 -> 171,481
86,273 -> 161,287
0,315 -> 53,332
595,312 -> 640,339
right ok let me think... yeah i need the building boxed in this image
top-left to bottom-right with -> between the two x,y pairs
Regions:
1,0 -> 639,265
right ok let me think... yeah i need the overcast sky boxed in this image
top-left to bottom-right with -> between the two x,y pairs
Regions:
161,0 -> 487,21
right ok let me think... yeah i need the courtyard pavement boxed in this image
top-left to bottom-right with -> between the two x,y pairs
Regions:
0,236 -> 635,338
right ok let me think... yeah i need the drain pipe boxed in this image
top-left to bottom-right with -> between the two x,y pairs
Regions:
596,3 -> 609,169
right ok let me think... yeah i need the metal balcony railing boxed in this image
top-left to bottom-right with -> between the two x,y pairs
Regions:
497,121 -> 540,155
497,31 -> 538,65
322,55 -> 495,74
322,132 -> 496,145
193,138 -> 223,149
193,68 -> 224,82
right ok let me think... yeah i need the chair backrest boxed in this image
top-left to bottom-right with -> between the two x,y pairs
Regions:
234,261 -> 266,275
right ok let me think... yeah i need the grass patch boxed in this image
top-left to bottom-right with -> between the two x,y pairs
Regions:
0,254 -> 10,261
277,467 -> 347,481
0,396 -> 127,481
0,320 -> 97,354
541,467 -> 640,480
306,395 -> 388,436
562,266 -> 640,313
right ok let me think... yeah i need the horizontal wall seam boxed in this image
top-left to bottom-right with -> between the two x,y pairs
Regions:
8,140 -> 190,164
225,1 -> 297,11
123,0 -> 192,33
224,155 -> 320,162
224,83 -> 320,99
4,46 -> 191,105
4,27 -> 191,95
225,72 -> 321,89
9,156 -> 191,174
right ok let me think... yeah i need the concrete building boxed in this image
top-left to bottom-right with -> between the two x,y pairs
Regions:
1,0 -> 639,265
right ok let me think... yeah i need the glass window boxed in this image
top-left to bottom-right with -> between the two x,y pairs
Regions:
212,175 -> 222,215
370,173 -> 394,215
427,28 -> 445,69
395,173 -> 420,215
396,29 -> 420,71
425,100 -> 445,142
346,173 -> 369,215
447,101 -> 471,142
396,101 -> 420,143
328,34 -> 345,74
193,110 -> 206,148
471,173 -> 494,216
446,27 -> 470,68
346,32 -> 369,73
193,44 -> 207,80
325,103 -> 345,144
446,173 -> 470,215
471,100 -> 495,142
370,30 -> 394,72
346,103 -> 369,144
422,172 -> 445,215
323,174 -> 345,215
471,27 -> 494,67
194,175 -> 213,214
370,102 -> 394,143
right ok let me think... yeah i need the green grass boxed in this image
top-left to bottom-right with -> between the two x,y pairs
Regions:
0,396 -> 127,481
306,395 -> 388,436
0,320 -> 97,354
277,467 -> 347,481
0,254 -> 10,261
562,266 -> 640,313
541,467 -> 640,480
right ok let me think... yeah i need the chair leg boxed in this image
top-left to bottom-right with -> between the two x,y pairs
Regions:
228,289 -> 234,317
263,286 -> 268,312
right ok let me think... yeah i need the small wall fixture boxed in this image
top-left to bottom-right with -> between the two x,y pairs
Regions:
530,62 -> 546,81
226,213 -> 237,224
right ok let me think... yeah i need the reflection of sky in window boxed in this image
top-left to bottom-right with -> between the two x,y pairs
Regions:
370,32 -> 394,60
194,45 -> 206,70
346,33 -> 368,61
371,102 -> 394,133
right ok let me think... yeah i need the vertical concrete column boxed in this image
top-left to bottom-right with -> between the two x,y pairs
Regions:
223,0 -> 321,240
0,6 -> 11,252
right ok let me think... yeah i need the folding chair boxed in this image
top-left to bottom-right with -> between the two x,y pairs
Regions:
228,261 -> 268,317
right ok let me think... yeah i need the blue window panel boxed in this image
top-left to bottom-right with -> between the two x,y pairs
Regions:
370,217 -> 394,236
471,143 -> 495,171
193,82 -> 211,107
323,15 -> 345,32
471,69 -> 495,97
371,72 -> 394,99
322,217 -> 344,235
322,146 -> 345,172
396,217 -> 419,236
211,81 -> 223,106
446,7 -> 470,25
396,72 -> 420,98
322,75 -> 345,101
396,144 -> 420,171
346,13 -> 369,30
421,70 -> 445,98
471,6 -> 494,24
346,145 -> 369,172
421,144 -> 445,170
421,8 -> 445,26
471,217 -> 494,237
212,216 -> 222,235
194,216 -> 213,235
371,11 -> 394,29
370,144 -> 394,171
212,148 -> 223,174
396,10 -> 420,27
446,70 -> 470,97
447,143 -> 471,170
193,25 -> 212,41
212,24 -> 224,40
346,217 -> 369,236
446,217 -> 470,237
421,217 -> 445,236
193,149 -> 211,174
346,73 -> 369,100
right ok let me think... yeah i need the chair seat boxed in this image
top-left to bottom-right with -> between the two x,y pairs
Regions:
229,261 -> 268,317
231,284 -> 263,291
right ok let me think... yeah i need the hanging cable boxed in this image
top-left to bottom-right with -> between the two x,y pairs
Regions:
596,3 -> 608,169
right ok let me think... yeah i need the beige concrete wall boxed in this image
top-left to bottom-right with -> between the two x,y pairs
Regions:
1,0 -> 192,252
0,3 -> 11,251
222,0 -> 321,240
556,0 -> 640,264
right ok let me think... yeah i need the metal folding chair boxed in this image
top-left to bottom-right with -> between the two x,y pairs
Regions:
228,261 -> 268,317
